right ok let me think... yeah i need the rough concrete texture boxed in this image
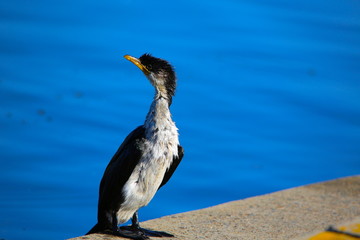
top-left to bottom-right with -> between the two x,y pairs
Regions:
69,175 -> 360,240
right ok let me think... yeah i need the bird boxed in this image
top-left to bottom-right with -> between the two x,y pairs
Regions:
87,54 -> 184,240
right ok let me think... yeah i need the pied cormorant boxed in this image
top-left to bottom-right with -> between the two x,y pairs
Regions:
87,54 -> 184,240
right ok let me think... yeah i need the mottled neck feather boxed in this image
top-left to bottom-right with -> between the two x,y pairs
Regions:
143,94 -> 180,158
144,97 -> 172,137
154,88 -> 173,106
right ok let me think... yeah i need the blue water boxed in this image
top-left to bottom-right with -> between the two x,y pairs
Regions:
1,0 -> 360,239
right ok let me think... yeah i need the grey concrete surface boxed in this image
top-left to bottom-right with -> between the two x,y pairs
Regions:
68,175 -> 360,240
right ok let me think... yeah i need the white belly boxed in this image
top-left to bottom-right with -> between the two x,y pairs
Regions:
116,160 -> 167,223
116,140 -> 178,224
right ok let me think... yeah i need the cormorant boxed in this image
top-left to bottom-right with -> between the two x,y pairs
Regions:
87,54 -> 184,240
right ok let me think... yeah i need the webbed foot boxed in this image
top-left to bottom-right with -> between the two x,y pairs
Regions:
120,225 -> 174,238
102,228 -> 150,240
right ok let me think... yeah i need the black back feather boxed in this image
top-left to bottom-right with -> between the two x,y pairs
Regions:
97,126 -> 145,226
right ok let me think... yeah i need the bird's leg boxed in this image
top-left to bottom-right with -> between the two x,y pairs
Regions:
132,211 -> 141,229
104,212 -> 149,240
122,211 -> 174,238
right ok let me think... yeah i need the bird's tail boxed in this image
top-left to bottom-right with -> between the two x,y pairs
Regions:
87,223 -> 105,235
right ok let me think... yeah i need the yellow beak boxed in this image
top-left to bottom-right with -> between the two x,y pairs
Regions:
124,55 -> 150,75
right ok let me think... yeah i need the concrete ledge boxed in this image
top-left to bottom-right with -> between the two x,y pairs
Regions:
69,175 -> 360,240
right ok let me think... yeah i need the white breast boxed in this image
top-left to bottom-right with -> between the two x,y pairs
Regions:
116,98 -> 179,224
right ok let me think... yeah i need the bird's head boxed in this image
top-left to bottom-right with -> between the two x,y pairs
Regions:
124,54 -> 177,100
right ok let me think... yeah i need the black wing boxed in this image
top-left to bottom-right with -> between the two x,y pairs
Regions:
158,145 -> 184,189
97,126 -> 145,223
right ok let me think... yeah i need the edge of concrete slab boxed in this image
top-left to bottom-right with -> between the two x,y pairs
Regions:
68,175 -> 360,240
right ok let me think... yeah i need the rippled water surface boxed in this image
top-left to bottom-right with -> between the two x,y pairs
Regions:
1,1 -> 360,239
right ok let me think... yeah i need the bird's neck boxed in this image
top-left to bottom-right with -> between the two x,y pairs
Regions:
143,93 -> 180,159
154,87 -> 173,106
144,96 -> 176,139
